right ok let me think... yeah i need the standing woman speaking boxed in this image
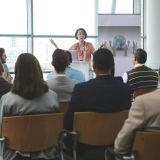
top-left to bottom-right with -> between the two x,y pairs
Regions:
69,28 -> 95,65
50,28 -> 95,67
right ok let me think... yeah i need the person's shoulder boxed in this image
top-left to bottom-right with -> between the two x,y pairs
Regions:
69,43 -> 78,49
47,89 -> 57,96
69,66 -> 83,75
74,79 -> 90,88
85,41 -> 94,46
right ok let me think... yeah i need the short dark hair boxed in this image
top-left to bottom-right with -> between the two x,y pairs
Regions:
134,48 -> 147,64
75,28 -> 87,39
12,53 -> 48,99
52,49 -> 69,73
93,48 -> 115,75
66,51 -> 72,63
0,48 -> 5,58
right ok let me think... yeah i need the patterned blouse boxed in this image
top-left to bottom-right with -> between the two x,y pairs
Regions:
69,41 -> 95,63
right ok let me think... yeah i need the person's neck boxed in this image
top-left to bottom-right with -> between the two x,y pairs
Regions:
78,41 -> 85,47
96,72 -> 110,77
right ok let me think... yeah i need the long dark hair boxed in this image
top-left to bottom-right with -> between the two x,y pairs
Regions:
12,53 -> 48,99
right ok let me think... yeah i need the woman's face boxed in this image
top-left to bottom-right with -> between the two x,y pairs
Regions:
77,30 -> 85,42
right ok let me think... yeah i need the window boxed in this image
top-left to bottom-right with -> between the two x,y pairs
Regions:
0,0 -> 27,34
0,0 -> 98,72
98,0 -> 140,14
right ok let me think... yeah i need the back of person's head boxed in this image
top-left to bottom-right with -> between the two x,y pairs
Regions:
66,50 -> 72,63
134,48 -> 147,64
12,53 -> 48,99
93,48 -> 115,76
52,49 -> 69,73
0,60 -> 4,75
75,28 -> 87,39
0,48 -> 5,59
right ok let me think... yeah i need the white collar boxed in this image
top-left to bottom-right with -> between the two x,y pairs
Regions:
134,64 -> 145,68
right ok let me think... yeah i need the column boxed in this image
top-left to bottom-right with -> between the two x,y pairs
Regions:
143,0 -> 160,69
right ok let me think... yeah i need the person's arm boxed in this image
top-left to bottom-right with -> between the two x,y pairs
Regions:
49,39 -> 59,49
114,97 -> 145,156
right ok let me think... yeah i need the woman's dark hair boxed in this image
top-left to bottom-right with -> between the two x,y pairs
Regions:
134,48 -> 147,64
75,28 -> 87,39
12,53 -> 48,99
52,49 -> 69,73
93,48 -> 115,76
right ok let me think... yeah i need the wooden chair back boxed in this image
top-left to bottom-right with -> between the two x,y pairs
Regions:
133,131 -> 160,160
133,88 -> 156,98
73,110 -> 128,146
2,113 -> 64,152
59,101 -> 70,113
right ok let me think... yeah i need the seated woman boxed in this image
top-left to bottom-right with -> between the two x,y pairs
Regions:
0,53 -> 59,160
47,49 -> 79,102
0,60 -> 11,99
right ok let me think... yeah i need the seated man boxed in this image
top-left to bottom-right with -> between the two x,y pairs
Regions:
114,89 -> 160,158
64,48 -> 132,155
0,48 -> 13,83
0,61 -> 11,98
122,48 -> 158,93
47,50 -> 85,82
47,49 -> 79,102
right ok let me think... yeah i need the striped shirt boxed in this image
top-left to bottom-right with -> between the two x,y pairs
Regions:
127,65 -> 158,92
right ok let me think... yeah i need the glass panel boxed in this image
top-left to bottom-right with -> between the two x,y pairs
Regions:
98,0 -> 135,14
0,0 -> 27,34
0,37 -> 27,72
34,38 -> 97,71
33,0 -> 97,35
115,0 -> 133,14
134,0 -> 141,14
98,0 -> 113,14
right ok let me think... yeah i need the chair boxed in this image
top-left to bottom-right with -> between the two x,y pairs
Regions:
59,101 -> 70,113
70,110 -> 128,160
2,113 -> 64,160
133,88 -> 156,98
132,131 -> 160,160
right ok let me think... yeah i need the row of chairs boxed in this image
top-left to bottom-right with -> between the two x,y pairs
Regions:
1,111 -> 127,160
1,111 -> 160,160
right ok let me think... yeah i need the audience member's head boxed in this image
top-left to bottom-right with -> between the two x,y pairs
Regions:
93,48 -> 115,76
0,48 -> 7,63
52,49 -> 69,73
134,48 -> 147,65
75,28 -> 87,40
11,53 -> 48,99
0,60 -> 4,75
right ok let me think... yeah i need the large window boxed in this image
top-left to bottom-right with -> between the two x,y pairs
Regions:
98,0 -> 140,14
0,0 -> 27,34
0,0 -> 98,72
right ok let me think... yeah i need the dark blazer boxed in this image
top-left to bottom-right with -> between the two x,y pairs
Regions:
63,75 -> 131,154
0,77 -> 11,99
64,75 -> 131,131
